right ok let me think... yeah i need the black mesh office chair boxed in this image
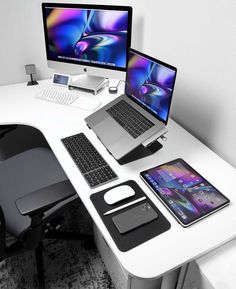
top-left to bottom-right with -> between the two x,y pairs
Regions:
0,127 -> 94,289
0,125 -> 17,139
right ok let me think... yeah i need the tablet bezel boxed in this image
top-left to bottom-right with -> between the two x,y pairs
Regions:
140,158 -> 230,227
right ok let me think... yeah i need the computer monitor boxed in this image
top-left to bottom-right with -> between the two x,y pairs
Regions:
42,3 -> 132,87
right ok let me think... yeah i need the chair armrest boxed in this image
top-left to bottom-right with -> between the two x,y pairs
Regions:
15,180 -> 77,217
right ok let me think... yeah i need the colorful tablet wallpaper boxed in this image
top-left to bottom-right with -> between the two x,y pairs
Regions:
126,51 -> 176,122
44,7 -> 129,68
143,161 -> 228,225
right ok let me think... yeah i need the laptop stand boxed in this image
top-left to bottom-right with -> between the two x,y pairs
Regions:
117,140 -> 163,165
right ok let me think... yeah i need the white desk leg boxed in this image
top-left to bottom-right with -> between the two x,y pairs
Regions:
161,267 -> 181,289
93,223 -> 163,289
128,275 -> 162,289
180,261 -> 215,289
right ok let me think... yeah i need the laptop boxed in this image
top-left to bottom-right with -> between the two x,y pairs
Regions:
85,48 -> 177,161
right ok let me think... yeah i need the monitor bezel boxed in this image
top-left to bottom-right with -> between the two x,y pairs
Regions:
125,48 -> 177,125
42,3 -> 132,73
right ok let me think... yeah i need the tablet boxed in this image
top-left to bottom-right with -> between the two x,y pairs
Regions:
140,158 -> 230,227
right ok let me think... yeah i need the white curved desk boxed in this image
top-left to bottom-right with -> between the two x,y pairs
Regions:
0,80 -> 236,284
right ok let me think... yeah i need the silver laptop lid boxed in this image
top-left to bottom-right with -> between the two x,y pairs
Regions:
125,48 -> 177,125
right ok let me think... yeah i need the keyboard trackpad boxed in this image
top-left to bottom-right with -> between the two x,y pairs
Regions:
93,118 -> 125,145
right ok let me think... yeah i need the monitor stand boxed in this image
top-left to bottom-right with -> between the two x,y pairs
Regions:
69,75 -> 109,95
27,74 -> 38,86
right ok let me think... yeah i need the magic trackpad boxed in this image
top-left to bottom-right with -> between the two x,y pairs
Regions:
93,118 -> 125,145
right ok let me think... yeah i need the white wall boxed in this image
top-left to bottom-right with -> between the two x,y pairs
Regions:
0,0 -> 235,168
139,0 -> 236,169
0,0 -> 50,84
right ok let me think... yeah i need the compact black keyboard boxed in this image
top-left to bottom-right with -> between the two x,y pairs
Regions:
62,133 -> 118,188
106,100 -> 154,138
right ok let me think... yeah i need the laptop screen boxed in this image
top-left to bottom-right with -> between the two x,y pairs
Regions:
125,49 -> 177,124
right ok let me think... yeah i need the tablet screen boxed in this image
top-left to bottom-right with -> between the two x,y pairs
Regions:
140,159 -> 230,226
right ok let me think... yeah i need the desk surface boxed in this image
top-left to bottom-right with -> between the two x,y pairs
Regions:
0,80 -> 236,279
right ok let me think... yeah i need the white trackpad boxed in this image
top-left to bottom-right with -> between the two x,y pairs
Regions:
71,97 -> 101,111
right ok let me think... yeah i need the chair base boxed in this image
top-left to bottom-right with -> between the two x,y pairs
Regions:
46,229 -> 95,248
34,229 -> 95,289
35,242 -> 45,289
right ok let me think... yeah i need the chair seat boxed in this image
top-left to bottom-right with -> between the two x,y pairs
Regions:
0,147 -> 77,237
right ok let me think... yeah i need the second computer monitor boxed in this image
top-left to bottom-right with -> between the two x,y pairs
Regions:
42,3 -> 132,80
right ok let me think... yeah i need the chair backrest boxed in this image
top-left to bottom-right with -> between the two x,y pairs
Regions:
0,147 -> 68,237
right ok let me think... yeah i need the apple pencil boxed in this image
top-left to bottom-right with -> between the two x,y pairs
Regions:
103,196 -> 147,216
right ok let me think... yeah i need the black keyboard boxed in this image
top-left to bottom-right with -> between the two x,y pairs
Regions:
62,133 -> 118,188
106,100 -> 154,138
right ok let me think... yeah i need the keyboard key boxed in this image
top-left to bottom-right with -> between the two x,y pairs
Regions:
106,100 -> 154,138
36,88 -> 78,105
62,133 -> 118,188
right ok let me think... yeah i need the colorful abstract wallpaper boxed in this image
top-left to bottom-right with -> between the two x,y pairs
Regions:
143,161 -> 228,225
45,7 -> 129,68
126,51 -> 176,122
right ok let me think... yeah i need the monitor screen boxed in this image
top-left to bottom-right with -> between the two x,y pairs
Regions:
42,3 -> 132,74
125,49 -> 177,124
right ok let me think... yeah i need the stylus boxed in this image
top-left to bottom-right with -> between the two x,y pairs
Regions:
103,196 -> 147,216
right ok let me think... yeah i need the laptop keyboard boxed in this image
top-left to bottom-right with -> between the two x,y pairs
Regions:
106,100 -> 155,138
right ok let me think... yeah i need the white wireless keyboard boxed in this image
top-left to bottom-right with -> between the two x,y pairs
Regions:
35,88 -> 101,111
36,88 -> 78,105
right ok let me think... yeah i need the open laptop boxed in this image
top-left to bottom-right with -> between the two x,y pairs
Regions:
85,48 -> 177,161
